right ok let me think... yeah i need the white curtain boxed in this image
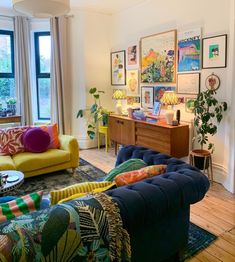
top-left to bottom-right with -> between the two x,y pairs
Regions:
14,16 -> 32,126
50,16 -> 71,134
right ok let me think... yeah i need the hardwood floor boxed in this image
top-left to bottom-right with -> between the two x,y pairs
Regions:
80,147 -> 235,262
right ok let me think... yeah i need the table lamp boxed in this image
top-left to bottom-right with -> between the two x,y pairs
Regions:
160,91 -> 178,124
112,90 -> 126,115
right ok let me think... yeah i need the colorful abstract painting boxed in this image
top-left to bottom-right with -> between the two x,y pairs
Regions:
111,50 -> 126,85
126,69 -> 139,96
141,30 -> 176,83
154,86 -> 176,102
178,28 -> 201,72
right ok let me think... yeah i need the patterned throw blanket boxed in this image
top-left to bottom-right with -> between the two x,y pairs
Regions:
0,194 -> 131,262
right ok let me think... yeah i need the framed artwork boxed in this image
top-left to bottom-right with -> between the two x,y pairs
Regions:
177,73 -> 200,95
154,86 -> 176,102
127,96 -> 140,105
141,86 -> 154,109
202,34 -> 227,69
205,73 -> 220,91
111,50 -> 126,85
127,45 -> 138,66
185,97 -> 196,113
140,30 -> 177,84
126,70 -> 139,96
178,28 -> 201,72
153,102 -> 161,115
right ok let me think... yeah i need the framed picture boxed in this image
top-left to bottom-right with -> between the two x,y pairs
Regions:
111,50 -> 126,85
185,97 -> 196,113
202,34 -> 227,69
141,86 -> 154,109
178,28 -> 201,72
140,30 -> 177,84
153,101 -> 161,115
127,45 -> 138,66
177,73 -> 200,95
127,96 -> 140,105
126,70 -> 139,96
205,73 -> 220,91
154,86 -> 176,102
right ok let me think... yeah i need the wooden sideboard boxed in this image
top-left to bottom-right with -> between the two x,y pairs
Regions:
108,114 -> 189,158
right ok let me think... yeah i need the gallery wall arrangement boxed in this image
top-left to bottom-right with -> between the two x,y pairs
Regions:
111,27 -> 227,114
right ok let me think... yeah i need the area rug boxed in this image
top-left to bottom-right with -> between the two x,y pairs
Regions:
8,158 -> 217,261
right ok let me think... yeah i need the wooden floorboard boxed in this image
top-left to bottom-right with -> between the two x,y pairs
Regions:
80,147 -> 235,262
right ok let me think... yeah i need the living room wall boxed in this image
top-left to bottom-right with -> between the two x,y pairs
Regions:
110,0 -> 235,192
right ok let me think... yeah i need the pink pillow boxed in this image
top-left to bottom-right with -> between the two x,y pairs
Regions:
40,123 -> 60,149
0,127 -> 30,156
23,128 -> 50,153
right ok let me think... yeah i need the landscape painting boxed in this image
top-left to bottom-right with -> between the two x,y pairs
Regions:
178,28 -> 201,72
141,30 -> 176,83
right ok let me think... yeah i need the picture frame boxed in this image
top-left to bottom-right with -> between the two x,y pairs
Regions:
127,45 -> 138,66
202,34 -> 227,69
153,101 -> 161,115
177,73 -> 200,95
154,86 -> 176,102
140,30 -> 177,84
141,86 -> 154,109
126,69 -> 139,96
185,97 -> 196,113
205,73 -> 220,91
111,50 -> 126,85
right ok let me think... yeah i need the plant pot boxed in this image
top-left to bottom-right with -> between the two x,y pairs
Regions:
190,149 -> 211,170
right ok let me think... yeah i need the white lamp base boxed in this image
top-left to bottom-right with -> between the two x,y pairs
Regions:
165,109 -> 174,125
116,100 -> 123,115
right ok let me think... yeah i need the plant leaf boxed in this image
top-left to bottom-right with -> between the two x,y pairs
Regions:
89,87 -> 97,94
77,110 -> 83,118
90,104 -> 97,113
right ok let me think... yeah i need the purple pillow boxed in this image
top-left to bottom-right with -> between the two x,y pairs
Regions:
23,128 -> 50,153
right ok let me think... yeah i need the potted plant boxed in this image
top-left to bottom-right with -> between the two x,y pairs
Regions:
192,89 -> 227,169
6,98 -> 17,115
77,87 -> 109,139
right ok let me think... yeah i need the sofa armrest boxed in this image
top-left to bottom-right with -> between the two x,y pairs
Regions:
59,135 -> 79,168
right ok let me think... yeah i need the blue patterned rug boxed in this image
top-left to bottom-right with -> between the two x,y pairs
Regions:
8,158 -> 217,260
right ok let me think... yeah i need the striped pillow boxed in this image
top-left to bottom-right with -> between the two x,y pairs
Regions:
50,181 -> 113,205
40,123 -> 60,149
0,191 -> 43,223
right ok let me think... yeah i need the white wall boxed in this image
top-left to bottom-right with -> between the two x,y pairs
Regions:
69,9 -> 113,148
111,0 -> 235,192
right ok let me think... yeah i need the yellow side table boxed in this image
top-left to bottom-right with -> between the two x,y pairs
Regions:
98,126 -> 109,152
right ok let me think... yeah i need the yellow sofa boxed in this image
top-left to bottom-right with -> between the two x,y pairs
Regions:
0,135 -> 79,178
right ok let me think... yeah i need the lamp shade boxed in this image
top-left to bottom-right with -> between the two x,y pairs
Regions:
112,90 -> 126,100
12,0 -> 70,18
160,91 -> 178,105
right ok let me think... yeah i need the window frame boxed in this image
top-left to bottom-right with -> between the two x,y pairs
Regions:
34,31 -> 51,121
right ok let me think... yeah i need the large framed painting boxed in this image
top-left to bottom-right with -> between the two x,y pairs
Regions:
111,50 -> 126,85
202,34 -> 227,69
126,69 -> 139,96
178,28 -> 201,72
140,30 -> 177,84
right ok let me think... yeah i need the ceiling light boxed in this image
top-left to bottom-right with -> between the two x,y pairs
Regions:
12,0 -> 70,18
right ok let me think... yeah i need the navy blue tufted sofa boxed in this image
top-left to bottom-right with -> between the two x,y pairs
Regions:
106,145 -> 210,262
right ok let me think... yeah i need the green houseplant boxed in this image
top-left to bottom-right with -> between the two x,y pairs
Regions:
77,87 -> 109,140
192,89 -> 227,169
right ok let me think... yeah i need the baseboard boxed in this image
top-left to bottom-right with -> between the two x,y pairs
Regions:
75,135 -> 98,149
212,163 -> 228,185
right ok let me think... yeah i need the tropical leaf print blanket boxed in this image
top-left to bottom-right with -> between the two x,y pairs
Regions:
0,193 -> 131,262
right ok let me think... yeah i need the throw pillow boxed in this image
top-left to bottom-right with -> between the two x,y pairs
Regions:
50,181 -> 113,205
0,191 -> 43,223
23,127 -> 50,153
115,165 -> 167,187
104,159 -> 147,182
0,126 -> 30,156
40,123 -> 60,149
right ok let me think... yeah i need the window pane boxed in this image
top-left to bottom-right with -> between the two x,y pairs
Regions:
38,78 -> 50,119
39,36 -> 51,73
0,78 -> 15,102
0,34 -> 13,73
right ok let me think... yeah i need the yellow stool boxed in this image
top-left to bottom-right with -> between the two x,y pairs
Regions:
98,126 -> 109,152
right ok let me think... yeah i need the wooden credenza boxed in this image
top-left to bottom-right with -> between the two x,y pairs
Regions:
108,114 -> 189,158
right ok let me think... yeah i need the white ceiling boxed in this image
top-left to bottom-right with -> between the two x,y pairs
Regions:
0,0 -> 147,14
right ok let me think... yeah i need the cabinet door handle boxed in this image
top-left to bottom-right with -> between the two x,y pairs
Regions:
119,121 -> 124,125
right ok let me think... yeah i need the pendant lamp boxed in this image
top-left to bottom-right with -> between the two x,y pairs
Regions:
12,0 -> 70,18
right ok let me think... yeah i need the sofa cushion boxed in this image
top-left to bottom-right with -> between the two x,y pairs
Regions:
0,155 -> 16,170
12,149 -> 70,172
23,127 -> 50,153
40,123 -> 60,149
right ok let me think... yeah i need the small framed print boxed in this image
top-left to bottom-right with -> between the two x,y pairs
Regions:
205,73 -> 220,91
202,34 -> 227,69
153,101 -> 161,115
177,73 -> 200,95
111,50 -> 126,85
127,45 -> 138,66
185,97 -> 196,113
141,86 -> 154,109
126,69 -> 139,96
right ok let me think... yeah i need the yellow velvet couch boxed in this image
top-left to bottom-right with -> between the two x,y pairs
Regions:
0,135 -> 79,178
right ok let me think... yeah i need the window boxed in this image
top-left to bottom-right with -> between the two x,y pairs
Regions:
0,30 -> 15,110
34,32 -> 51,120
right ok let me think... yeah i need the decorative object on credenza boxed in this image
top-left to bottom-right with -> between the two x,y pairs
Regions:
12,0 -> 70,17
111,50 -> 126,86
176,109 -> 181,124
205,73 -> 220,91
160,91 -> 178,125
178,28 -> 201,72
140,30 -> 177,83
177,73 -> 200,95
141,86 -> 154,109
185,98 -> 196,113
202,34 -> 227,69
112,90 -> 127,115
